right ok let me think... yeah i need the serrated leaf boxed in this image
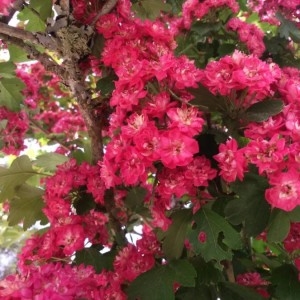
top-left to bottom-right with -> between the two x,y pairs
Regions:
162,209 -> 193,260
271,264 -> 300,300
0,77 -> 25,111
18,7 -> 46,32
267,209 -> 290,242
8,44 -> 30,63
276,12 -> 300,43
128,259 -> 196,300
8,184 -> 47,230
188,206 -> 242,264
132,0 -> 172,20
243,99 -> 284,123
0,155 -> 38,202
219,282 -> 264,300
34,153 -> 69,172
225,172 -> 271,236
74,248 -> 115,273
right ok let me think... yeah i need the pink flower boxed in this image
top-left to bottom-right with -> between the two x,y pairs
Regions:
167,105 -> 205,136
214,139 -> 247,182
159,129 -> 199,169
265,168 -> 300,211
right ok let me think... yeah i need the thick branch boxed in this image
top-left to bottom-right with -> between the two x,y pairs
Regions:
0,22 -> 38,44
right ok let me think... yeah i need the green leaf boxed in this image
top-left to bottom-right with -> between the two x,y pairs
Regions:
267,209 -> 290,242
29,0 -> 52,21
191,22 -> 221,37
34,153 -> 69,172
188,206 -> 242,264
8,184 -> 47,230
271,264 -> 300,300
219,282 -> 264,300
17,7 -> 46,32
0,155 -> 37,202
125,187 -> 148,215
288,206 -> 300,222
0,62 -> 17,78
175,286 -> 213,300
74,248 -> 115,273
132,0 -> 172,20
225,172 -> 271,236
0,77 -> 25,111
187,84 -> 226,112
162,209 -> 193,260
128,259 -> 196,300
96,73 -> 117,96
276,12 -> 300,43
243,99 -> 284,123
8,44 -> 30,63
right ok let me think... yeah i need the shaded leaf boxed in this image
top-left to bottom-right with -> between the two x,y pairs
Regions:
34,153 -> 69,172
125,187 -> 147,215
267,209 -> 290,242
225,172 -> 271,236
96,73 -> 117,96
276,12 -> 300,43
132,0 -> 172,20
0,155 -> 37,202
288,206 -> 300,222
8,184 -> 47,230
271,264 -> 300,300
191,22 -> 221,36
188,206 -> 242,265
187,84 -> 226,111
219,282 -> 264,300
243,99 -> 284,123
0,77 -> 25,111
29,0 -> 52,21
162,209 -> 193,260
128,259 -> 196,300
75,248 -> 115,273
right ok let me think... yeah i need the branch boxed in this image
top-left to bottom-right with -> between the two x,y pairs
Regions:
91,0 -> 118,26
0,22 -> 38,44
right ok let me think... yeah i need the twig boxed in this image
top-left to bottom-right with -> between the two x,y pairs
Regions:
91,0 -> 118,26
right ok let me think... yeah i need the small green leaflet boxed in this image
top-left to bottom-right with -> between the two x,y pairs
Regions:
162,209 -> 193,260
8,184 -> 48,230
219,282 -> 264,300
0,155 -> 39,202
132,0 -> 172,20
0,77 -> 25,111
128,259 -> 196,300
124,186 -> 148,216
188,206 -> 242,265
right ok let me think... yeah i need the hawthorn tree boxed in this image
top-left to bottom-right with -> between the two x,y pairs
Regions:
0,0 -> 300,298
